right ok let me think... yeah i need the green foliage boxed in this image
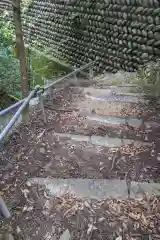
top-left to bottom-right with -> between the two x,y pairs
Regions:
0,20 -> 70,107
0,20 -> 21,104
0,21 -> 14,47
0,54 -> 21,98
30,51 -> 70,87
137,60 -> 160,97
110,79 -> 121,86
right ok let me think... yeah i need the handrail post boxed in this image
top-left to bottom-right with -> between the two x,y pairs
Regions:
38,93 -> 47,124
44,78 -> 52,98
73,72 -> 78,83
89,64 -> 94,81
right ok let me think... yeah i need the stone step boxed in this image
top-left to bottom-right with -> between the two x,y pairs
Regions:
95,71 -> 137,86
73,98 -> 143,117
27,178 -> 160,200
86,114 -> 160,129
83,86 -> 142,96
53,132 -> 152,148
82,85 -> 144,104
26,131 -> 157,181
85,93 -> 146,104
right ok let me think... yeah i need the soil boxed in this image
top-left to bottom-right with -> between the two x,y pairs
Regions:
0,82 -> 160,239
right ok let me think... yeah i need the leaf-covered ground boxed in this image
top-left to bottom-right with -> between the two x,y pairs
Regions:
0,78 -> 160,239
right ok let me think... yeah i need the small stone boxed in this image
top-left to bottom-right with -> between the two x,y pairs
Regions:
16,226 -> 21,234
141,53 -> 149,60
21,189 -> 29,198
87,224 -> 97,235
27,206 -> 33,212
116,237 -> 122,240
26,181 -> 31,187
151,150 -> 155,157
100,166 -> 105,171
55,155 -> 61,161
157,153 -> 160,161
59,229 -> 71,240
22,205 -> 33,212
40,147 -> 45,154
98,217 -> 105,222
6,163 -> 13,169
99,162 -> 104,167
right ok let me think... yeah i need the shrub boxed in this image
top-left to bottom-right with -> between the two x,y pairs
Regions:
137,60 -> 160,97
0,54 -> 21,98
0,20 -> 21,101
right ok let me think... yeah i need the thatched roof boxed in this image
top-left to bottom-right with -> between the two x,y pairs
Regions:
0,0 -> 160,72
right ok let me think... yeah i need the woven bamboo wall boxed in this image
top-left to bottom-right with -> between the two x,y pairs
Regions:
0,0 -> 160,72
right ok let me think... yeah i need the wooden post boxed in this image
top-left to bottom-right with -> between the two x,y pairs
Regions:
12,0 -> 28,98
89,65 -> 94,81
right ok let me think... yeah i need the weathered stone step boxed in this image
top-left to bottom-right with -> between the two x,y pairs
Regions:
82,85 -> 144,104
62,120 -> 155,143
41,132 -> 158,181
83,86 -> 142,96
27,178 -> 160,200
53,132 -> 152,148
86,93 -> 146,104
73,98 -> 143,117
86,114 -> 160,129
95,71 -> 137,87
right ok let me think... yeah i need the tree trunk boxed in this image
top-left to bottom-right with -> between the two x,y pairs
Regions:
12,0 -> 28,98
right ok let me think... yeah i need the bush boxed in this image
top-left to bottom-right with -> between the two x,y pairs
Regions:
0,54 -> 21,98
137,60 -> 160,97
0,20 -> 21,101
0,21 -> 14,47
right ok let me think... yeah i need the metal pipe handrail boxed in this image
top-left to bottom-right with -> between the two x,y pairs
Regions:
0,62 -> 93,143
0,61 -> 93,116
44,61 -> 93,91
0,99 -> 25,116
0,88 -> 37,143
0,61 -> 93,219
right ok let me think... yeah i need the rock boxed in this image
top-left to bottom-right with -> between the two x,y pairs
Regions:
59,229 -> 71,240
40,147 -> 45,154
98,217 -> 105,222
141,53 -> 149,60
26,181 -> 32,187
155,32 -> 160,41
157,153 -> 160,161
22,205 -> 33,212
87,224 -> 97,235
116,237 -> 122,240
6,163 -> 13,169
55,155 -> 61,161
16,226 -> 21,234
154,40 -> 160,47
99,162 -> 104,167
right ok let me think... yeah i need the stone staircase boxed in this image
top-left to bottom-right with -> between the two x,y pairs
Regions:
0,73 -> 160,239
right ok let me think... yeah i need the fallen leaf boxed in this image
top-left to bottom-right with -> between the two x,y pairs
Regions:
87,224 -> 97,235
16,226 -> 21,234
22,205 -> 33,212
141,213 -> 149,226
98,217 -> 105,223
129,212 -> 140,220
21,189 -> 29,198
84,201 -> 95,213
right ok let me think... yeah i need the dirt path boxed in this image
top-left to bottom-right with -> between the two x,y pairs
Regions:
0,76 -> 160,239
